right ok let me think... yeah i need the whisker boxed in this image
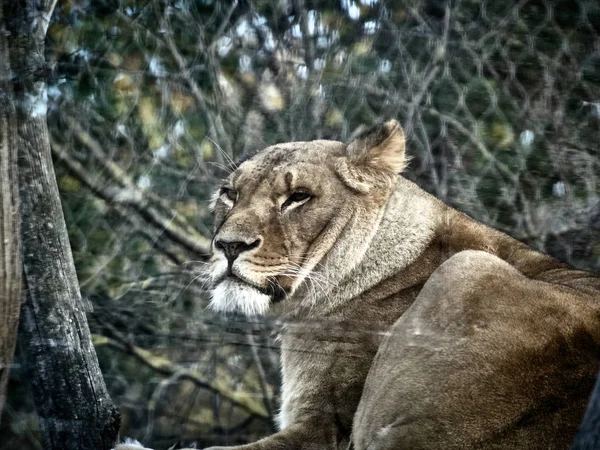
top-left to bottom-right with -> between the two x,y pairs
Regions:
205,136 -> 237,171
280,265 -> 328,299
167,271 -> 210,304
180,260 -> 211,266
208,161 -> 234,174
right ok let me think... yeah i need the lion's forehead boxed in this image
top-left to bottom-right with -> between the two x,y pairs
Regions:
232,140 -> 345,188
263,140 -> 345,156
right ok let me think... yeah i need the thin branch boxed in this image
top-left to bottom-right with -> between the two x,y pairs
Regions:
246,331 -> 276,430
296,1 -> 315,71
63,114 -> 200,234
356,83 -> 518,183
159,14 -> 233,157
114,8 -> 232,159
93,333 -> 270,420
425,107 -> 517,182
39,0 -> 58,36
212,0 -> 239,44
404,1 -> 451,136
116,205 -> 191,266
51,139 -> 211,257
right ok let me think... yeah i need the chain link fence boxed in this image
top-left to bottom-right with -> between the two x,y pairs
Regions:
2,0 -> 599,448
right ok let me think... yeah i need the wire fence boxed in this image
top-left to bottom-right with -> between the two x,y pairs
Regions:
2,0 -> 600,448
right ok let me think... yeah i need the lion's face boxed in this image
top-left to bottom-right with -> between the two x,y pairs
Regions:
208,121 -> 406,316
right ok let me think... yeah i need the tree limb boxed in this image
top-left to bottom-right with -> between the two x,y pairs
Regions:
0,0 -> 22,421
93,333 -> 270,420
51,138 -> 211,257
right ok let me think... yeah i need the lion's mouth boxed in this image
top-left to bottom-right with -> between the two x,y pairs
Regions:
215,272 -> 287,303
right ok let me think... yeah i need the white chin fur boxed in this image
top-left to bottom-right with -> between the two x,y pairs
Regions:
209,278 -> 271,316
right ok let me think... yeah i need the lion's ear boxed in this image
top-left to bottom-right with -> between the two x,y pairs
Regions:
337,120 -> 407,193
347,120 -> 407,173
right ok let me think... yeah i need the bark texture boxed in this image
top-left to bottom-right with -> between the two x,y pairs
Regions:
0,0 -> 22,421
3,0 -> 121,448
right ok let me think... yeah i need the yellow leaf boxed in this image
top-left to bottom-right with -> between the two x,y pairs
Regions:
200,140 -> 213,160
106,53 -> 122,67
113,73 -> 135,92
352,39 -> 373,56
148,132 -> 164,150
326,108 -> 344,127
259,83 -> 285,111
169,92 -> 194,115
488,122 -> 515,149
175,202 -> 199,218
91,334 -> 109,346
138,97 -> 157,127
58,175 -> 81,192
48,23 -> 68,42
240,72 -> 257,87
123,53 -> 143,70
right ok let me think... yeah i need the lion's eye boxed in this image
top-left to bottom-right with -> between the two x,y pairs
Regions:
289,192 -> 311,203
220,187 -> 237,203
282,190 -> 312,210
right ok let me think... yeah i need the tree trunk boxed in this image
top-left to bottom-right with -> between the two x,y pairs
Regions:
0,0 -> 22,422
2,0 -> 121,448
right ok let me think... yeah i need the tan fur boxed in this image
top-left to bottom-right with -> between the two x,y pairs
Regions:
130,120 -> 600,450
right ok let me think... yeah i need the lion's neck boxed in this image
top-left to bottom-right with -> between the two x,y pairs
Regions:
299,178 -> 443,315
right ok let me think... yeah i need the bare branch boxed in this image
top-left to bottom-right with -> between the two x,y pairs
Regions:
246,331 -> 276,429
94,334 -> 270,420
51,139 -> 211,257
404,1 -> 451,136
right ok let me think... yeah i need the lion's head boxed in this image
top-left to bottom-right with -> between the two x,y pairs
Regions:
207,120 -> 407,316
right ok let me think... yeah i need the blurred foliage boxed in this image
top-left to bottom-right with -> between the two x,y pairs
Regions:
2,0 -> 600,448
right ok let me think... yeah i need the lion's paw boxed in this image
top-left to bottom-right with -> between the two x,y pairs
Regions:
113,438 -> 153,450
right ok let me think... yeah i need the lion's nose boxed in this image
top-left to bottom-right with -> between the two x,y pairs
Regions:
214,238 -> 261,264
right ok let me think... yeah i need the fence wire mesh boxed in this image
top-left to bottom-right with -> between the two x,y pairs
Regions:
2,0 -> 599,448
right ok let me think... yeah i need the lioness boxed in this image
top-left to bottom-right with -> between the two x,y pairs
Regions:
119,120 -> 600,449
